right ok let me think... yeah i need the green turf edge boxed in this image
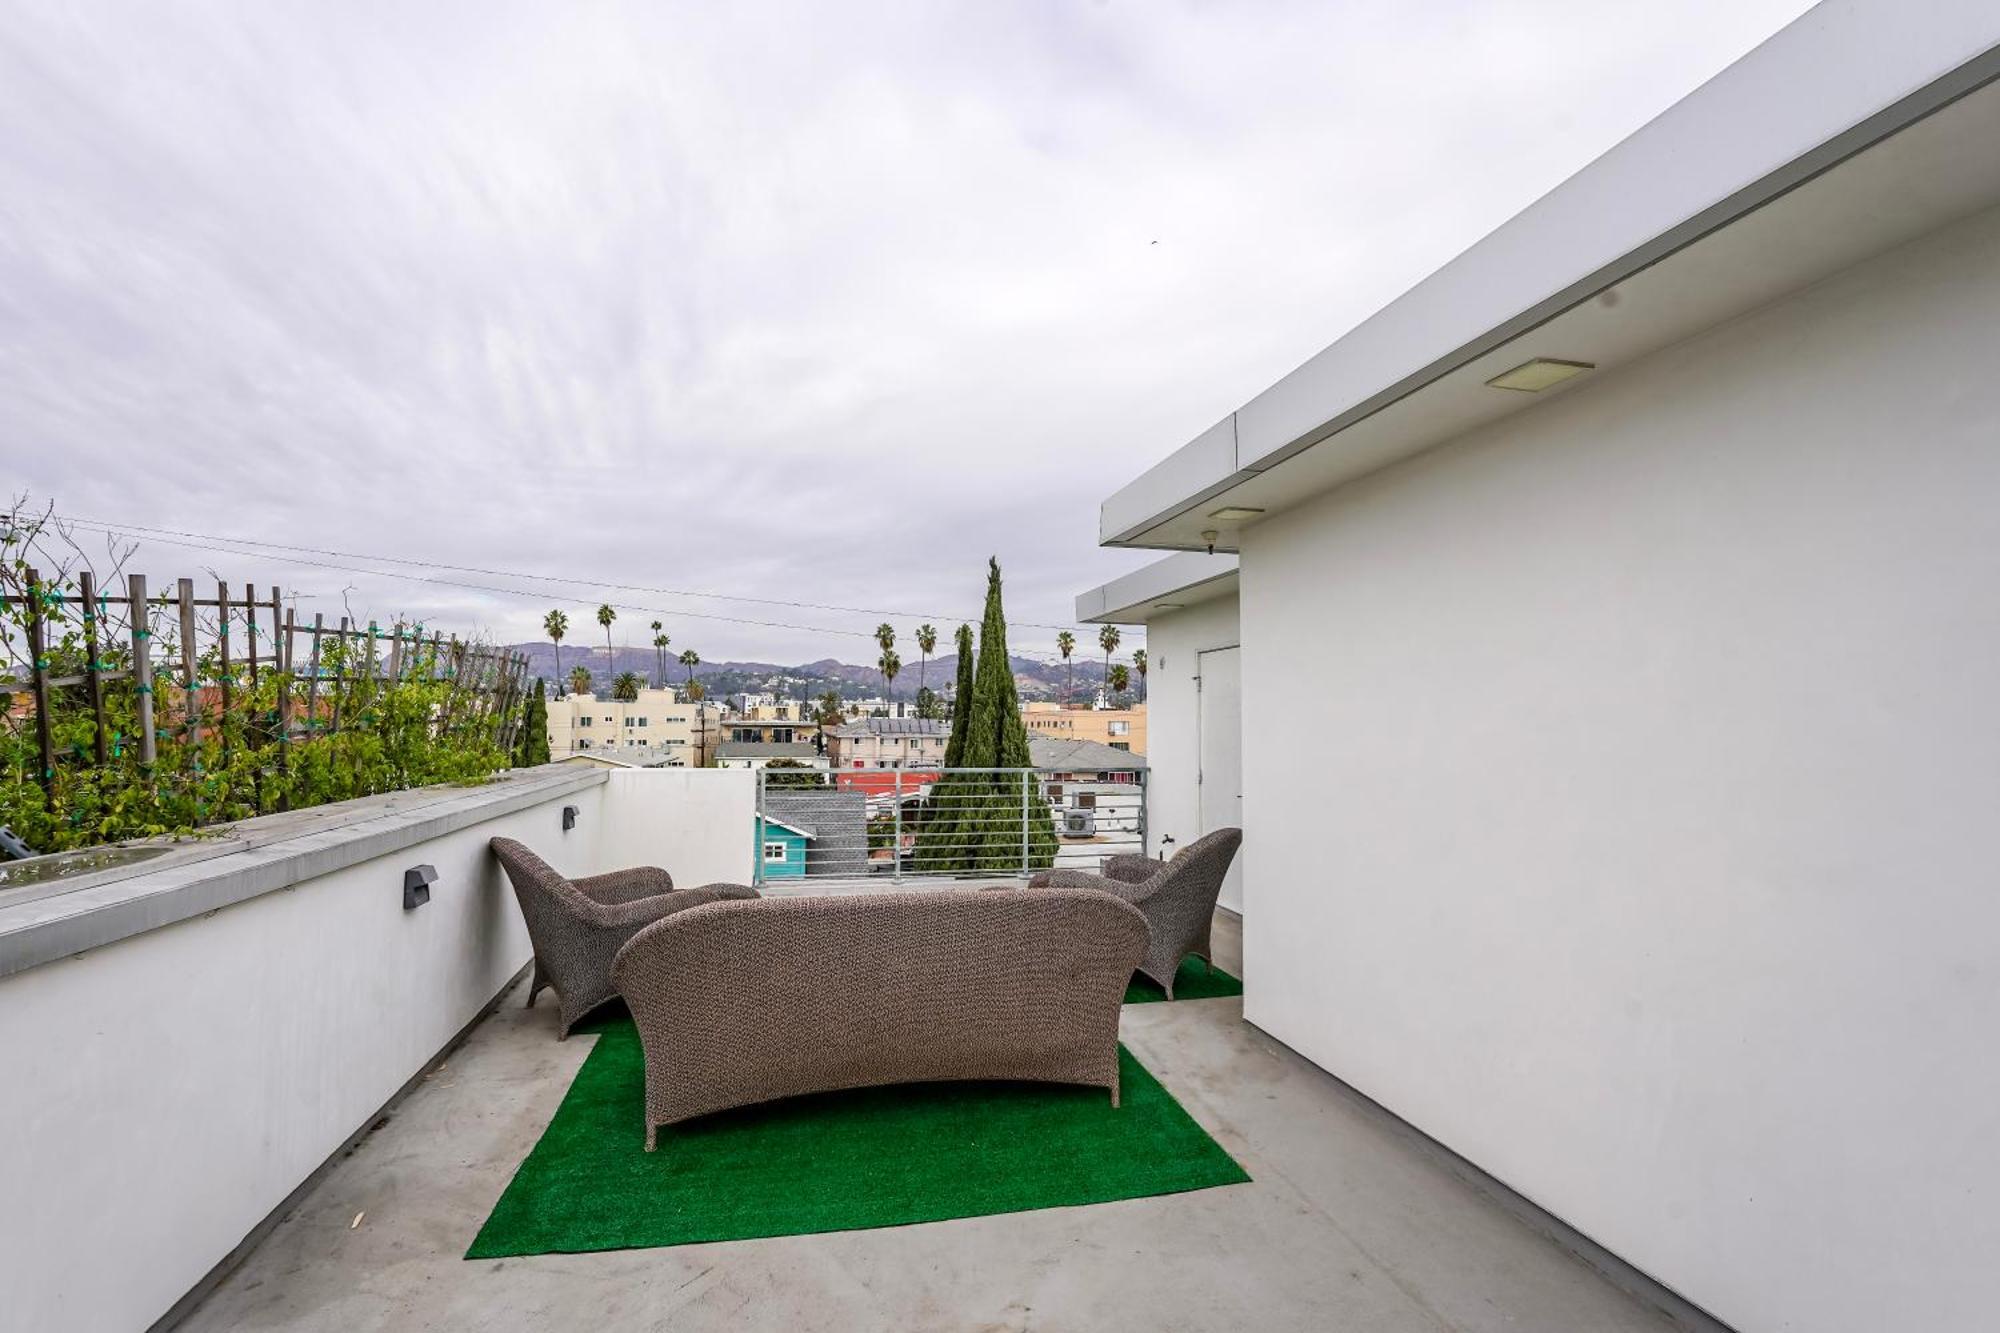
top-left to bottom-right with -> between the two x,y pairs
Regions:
466,1026 -> 1248,1259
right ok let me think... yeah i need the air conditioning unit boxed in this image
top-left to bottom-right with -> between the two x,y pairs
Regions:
1062,809 -> 1095,838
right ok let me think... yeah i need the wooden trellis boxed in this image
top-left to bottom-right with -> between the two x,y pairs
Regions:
1,569 -> 529,804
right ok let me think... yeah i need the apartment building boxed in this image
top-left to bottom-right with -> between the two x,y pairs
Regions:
828,716 -> 949,770
544,688 -> 715,766
1021,701 -> 1146,754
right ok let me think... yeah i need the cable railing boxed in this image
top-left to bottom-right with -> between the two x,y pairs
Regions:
752,765 -> 1147,886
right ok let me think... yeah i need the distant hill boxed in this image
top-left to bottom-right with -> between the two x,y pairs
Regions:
507,643 -> 1116,703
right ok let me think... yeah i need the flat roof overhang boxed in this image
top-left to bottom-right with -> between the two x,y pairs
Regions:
1100,3 -> 2000,552
1077,552 -> 1238,626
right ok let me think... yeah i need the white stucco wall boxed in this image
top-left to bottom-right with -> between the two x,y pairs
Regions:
593,767 -> 757,889
0,767 -> 761,1332
1142,594 -> 1241,909
1239,201 -> 2000,1333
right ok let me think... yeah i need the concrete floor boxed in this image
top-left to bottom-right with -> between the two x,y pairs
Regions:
182,914 -> 1691,1332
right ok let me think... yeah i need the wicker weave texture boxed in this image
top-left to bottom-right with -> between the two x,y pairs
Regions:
1029,827 -> 1241,998
611,886 -> 1148,1145
490,837 -> 759,1038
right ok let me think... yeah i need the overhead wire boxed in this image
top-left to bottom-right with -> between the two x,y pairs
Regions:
45,514 -> 1133,664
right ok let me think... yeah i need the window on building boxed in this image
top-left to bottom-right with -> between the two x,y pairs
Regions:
1108,721 -> 1129,736
762,841 -> 788,863
1076,792 -> 1096,810
1109,741 -> 1130,751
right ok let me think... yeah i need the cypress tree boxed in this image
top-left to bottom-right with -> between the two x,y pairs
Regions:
912,560 -> 1056,873
942,622 -> 973,768
515,679 -> 552,767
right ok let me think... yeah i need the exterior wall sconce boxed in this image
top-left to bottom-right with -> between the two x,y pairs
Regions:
562,805 -> 579,832
403,864 -> 437,911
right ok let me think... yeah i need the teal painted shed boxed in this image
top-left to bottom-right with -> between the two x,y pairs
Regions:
756,816 -> 812,880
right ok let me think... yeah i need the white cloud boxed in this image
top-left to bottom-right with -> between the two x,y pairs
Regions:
0,0 -> 1813,661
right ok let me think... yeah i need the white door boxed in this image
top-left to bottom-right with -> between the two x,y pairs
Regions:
1197,646 -> 1244,914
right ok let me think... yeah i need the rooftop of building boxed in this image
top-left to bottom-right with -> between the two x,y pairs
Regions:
833,717 -> 950,738
1026,735 -> 1148,771
716,741 -> 823,760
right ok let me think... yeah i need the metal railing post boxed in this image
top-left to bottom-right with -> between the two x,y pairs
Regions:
1020,768 -> 1030,878
892,769 -> 903,884
754,768 -> 765,887
1138,769 -> 1149,858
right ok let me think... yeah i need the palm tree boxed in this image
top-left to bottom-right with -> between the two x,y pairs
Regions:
612,670 -> 643,702
1132,647 -> 1148,703
915,623 -> 937,695
650,620 -> 668,688
879,647 -> 901,708
543,609 -> 569,696
1056,630 -> 1075,705
678,648 -> 700,697
1097,624 -> 1121,708
568,663 -> 593,698
1108,662 -> 1131,703
596,604 -> 617,678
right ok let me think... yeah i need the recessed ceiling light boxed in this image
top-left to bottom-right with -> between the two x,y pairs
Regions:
1485,358 -> 1595,392
1206,506 -> 1265,522
1152,602 -> 1184,611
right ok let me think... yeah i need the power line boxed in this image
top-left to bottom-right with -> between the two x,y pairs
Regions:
49,511 -> 1079,632
47,515 -> 1127,664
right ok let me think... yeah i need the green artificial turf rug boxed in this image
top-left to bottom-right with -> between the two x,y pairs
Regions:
467,1019 -> 1248,1258
1123,957 -> 1243,1004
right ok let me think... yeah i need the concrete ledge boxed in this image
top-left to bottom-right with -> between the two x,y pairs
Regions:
0,766 -> 605,980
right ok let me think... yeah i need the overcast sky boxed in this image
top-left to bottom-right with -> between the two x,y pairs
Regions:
1,0 -> 1813,665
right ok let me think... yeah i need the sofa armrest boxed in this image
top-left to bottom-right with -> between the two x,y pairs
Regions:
1026,868 -> 1151,903
573,865 -> 675,905
592,885 -> 753,929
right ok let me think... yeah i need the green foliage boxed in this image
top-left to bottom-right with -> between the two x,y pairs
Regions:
914,685 -> 942,720
942,623 -> 974,769
1,527 -> 524,853
516,679 -> 552,767
760,757 -> 826,790
612,670 -> 643,702
911,561 -> 1056,875
0,622 -> 519,854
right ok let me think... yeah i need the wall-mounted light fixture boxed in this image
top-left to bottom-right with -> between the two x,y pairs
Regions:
403,864 -> 437,911
562,805 -> 579,832
1485,357 -> 1594,392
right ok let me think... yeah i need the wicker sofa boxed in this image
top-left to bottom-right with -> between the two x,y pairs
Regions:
610,886 -> 1148,1147
1027,827 -> 1242,998
489,837 -> 759,1039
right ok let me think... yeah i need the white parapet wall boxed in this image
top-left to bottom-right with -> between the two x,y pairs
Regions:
592,765 -> 757,889
0,764 -> 756,1331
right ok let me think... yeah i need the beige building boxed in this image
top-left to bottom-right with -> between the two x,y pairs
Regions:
545,689 -> 718,767
828,717 -> 950,770
1021,702 -> 1146,754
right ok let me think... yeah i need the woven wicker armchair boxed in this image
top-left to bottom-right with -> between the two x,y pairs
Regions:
611,886 -> 1147,1146
489,837 -> 759,1039
1027,827 -> 1242,998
